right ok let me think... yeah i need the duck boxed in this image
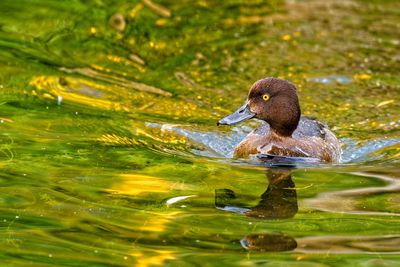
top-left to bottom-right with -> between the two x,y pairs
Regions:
217,77 -> 341,163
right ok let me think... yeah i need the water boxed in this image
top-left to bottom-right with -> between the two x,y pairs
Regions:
0,0 -> 400,266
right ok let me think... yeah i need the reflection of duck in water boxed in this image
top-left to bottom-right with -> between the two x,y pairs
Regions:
215,168 -> 298,252
215,168 -> 297,219
218,77 -> 341,163
240,232 -> 297,252
245,168 -> 297,219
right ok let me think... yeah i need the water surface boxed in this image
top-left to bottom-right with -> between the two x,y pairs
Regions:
0,0 -> 399,266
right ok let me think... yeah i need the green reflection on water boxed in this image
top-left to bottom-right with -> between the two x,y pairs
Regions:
0,0 -> 399,266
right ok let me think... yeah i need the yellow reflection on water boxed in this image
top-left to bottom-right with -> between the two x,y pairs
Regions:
353,73 -> 372,81
107,174 -> 173,195
131,250 -> 175,267
97,124 -> 187,147
29,76 -> 130,112
107,173 -> 185,234
139,211 -> 182,233
29,74 -> 212,120
97,134 -> 143,146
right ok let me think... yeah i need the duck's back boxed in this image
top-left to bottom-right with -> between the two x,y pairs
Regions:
234,116 -> 341,162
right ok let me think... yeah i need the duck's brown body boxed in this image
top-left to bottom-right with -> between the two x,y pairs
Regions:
218,77 -> 341,163
234,117 -> 341,162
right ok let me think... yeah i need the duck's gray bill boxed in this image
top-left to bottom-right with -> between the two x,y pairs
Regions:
217,102 -> 256,126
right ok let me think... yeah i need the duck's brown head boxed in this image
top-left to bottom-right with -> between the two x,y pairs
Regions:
218,77 -> 301,136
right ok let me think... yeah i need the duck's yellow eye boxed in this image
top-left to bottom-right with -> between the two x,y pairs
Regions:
262,94 -> 270,101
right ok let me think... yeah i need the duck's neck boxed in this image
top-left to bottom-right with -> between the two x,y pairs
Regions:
268,129 -> 293,141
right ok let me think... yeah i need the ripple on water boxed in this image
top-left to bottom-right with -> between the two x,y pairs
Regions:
303,171 -> 400,216
296,234 -> 400,254
341,138 -> 400,163
146,122 -> 400,165
146,122 -> 252,158
307,75 -> 353,84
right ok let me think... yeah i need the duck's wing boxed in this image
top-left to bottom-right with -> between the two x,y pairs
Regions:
256,116 -> 328,139
292,116 -> 341,162
293,116 -> 327,139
